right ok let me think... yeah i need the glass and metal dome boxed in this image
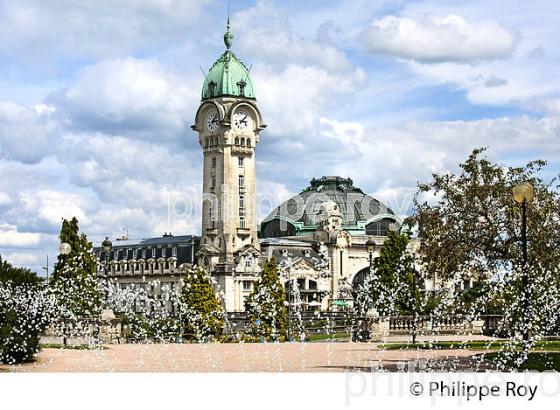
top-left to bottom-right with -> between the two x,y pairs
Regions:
260,176 -> 401,238
201,19 -> 255,101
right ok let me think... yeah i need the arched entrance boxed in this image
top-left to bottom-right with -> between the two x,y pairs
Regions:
351,266 -> 370,299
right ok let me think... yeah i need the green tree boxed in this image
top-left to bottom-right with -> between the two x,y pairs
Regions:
355,232 -> 423,316
374,231 -> 414,314
50,217 -> 100,318
407,147 -> 560,282
0,255 -> 42,287
179,267 -> 225,341
246,257 -> 287,341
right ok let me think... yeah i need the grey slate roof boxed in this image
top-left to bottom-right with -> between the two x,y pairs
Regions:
93,235 -> 200,266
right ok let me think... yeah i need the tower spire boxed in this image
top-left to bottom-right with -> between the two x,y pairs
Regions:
224,0 -> 233,49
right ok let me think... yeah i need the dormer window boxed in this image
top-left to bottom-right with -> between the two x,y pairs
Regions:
245,257 -> 252,268
208,81 -> 217,97
237,80 -> 246,96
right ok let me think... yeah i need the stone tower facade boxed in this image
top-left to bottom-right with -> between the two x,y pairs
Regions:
192,21 -> 265,310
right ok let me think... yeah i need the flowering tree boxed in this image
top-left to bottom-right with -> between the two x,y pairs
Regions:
407,148 -> 560,365
0,256 -> 56,364
493,264 -> 560,348
408,147 -> 560,282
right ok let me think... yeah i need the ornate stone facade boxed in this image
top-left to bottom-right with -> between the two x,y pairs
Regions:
94,21 -> 437,314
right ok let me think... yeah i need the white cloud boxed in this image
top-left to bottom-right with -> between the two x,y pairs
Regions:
0,225 -> 42,248
49,58 -> 198,139
408,62 -> 558,106
233,0 -> 353,72
541,98 -> 560,114
19,190 -> 92,229
59,133 -> 201,207
253,64 -> 366,137
0,252 -> 42,267
0,191 -> 11,206
319,113 -> 560,201
363,14 -> 517,63
0,0 -> 212,60
0,100 -> 58,164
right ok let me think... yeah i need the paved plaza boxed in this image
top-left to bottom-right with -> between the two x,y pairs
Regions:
1,342 -> 498,372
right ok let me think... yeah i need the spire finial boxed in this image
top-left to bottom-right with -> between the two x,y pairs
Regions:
224,1 -> 233,50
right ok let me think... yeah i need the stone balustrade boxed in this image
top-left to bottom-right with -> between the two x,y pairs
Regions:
368,314 -> 505,340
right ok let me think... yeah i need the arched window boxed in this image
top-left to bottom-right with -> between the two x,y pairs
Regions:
214,138 -> 218,146
261,219 -> 296,238
235,137 -> 239,146
365,218 -> 396,236
246,138 -> 251,147
241,137 -> 245,146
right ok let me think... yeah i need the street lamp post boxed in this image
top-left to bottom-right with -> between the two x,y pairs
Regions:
102,237 -> 113,307
42,255 -> 49,286
59,242 -> 72,346
411,271 -> 420,345
366,239 -> 376,270
284,279 -> 292,342
513,182 -> 535,342
355,239 -> 376,342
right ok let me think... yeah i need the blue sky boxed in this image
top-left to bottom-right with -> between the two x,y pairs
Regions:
0,0 -> 559,273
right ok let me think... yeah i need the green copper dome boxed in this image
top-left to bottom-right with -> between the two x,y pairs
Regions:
260,176 -> 401,238
201,20 -> 255,100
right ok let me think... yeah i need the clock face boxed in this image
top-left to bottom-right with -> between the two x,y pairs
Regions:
232,110 -> 252,131
205,110 -> 219,133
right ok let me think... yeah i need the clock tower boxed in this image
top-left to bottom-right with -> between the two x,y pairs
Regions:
192,19 -> 265,309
